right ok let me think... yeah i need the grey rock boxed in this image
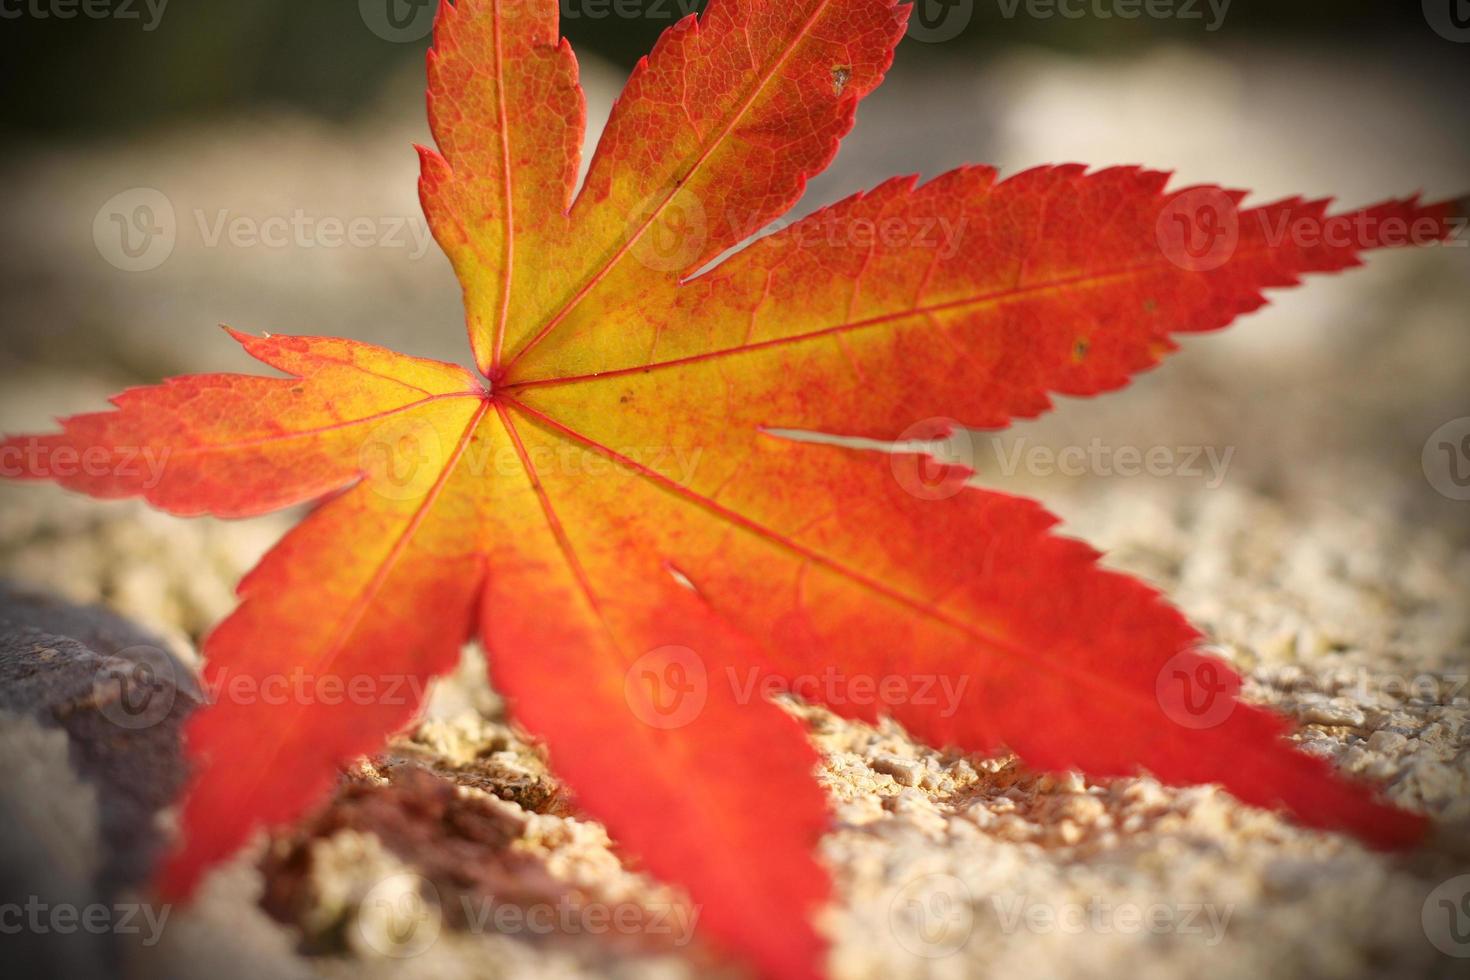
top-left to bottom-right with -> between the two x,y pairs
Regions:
0,586 -> 199,896
0,581 -> 183,661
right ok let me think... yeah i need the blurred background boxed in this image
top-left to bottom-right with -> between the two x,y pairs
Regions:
0,1 -> 1464,135
0,3 -> 1467,979
0,1 -> 1467,500
0,1 -> 1467,377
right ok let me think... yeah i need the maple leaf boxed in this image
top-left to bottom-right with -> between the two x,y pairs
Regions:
1,0 -> 1463,976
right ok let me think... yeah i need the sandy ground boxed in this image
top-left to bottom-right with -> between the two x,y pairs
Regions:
1,39 -> 1467,980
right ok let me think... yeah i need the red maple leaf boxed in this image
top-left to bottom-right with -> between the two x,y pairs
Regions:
2,1 -> 1462,976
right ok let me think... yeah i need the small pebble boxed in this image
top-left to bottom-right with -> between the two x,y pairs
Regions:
1365,730 -> 1407,753
869,754 -> 923,787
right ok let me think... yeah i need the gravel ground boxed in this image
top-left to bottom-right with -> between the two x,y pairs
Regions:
0,40 -> 1466,980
